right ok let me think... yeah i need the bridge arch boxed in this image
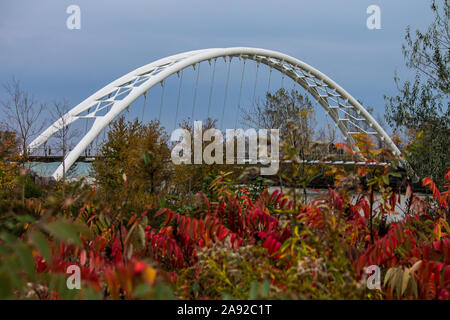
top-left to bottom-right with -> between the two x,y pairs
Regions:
28,47 -> 403,180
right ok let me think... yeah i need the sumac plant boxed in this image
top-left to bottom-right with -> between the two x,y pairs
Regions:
0,135 -> 448,300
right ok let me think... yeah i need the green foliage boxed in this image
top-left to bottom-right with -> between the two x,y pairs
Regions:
170,118 -> 243,199
93,116 -> 171,215
0,132 -> 448,300
24,175 -> 44,198
0,129 -> 19,197
246,176 -> 269,201
385,0 -> 449,187
242,88 -> 314,141
243,88 -> 328,204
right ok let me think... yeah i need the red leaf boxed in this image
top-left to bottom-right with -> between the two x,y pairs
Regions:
198,220 -> 205,235
438,289 -> 449,300
180,216 -> 186,234
133,261 -> 146,275
263,236 -> 271,249
184,235 -> 190,251
423,243 -> 431,260
192,219 -> 198,240
270,189 -> 279,202
423,177 -> 441,202
445,169 -> 450,182
155,208 -> 167,217
272,241 -> 281,254
80,249 -> 87,267
164,210 -> 174,226
230,233 -> 236,247
433,240 -> 442,252
218,229 -> 230,242
280,198 -> 288,209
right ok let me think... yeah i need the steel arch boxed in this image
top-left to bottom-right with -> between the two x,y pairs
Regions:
28,47 -> 403,180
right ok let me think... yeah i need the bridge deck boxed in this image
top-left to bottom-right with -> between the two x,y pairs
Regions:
28,155 -> 389,167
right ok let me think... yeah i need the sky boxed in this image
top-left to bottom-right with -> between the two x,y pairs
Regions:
0,0 -> 436,137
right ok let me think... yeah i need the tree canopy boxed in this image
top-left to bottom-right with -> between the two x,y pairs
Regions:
385,0 -> 449,187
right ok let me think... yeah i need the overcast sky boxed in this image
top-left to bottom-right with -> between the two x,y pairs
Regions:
0,0 -> 435,132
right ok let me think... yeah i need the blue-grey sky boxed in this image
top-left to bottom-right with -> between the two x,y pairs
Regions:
0,0 -> 435,134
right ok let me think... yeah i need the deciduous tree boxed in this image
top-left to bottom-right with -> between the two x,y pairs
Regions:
93,116 -> 171,212
1,78 -> 45,203
385,0 -> 449,187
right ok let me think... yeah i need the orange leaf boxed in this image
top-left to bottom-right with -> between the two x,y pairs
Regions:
127,215 -> 137,227
143,267 -> 156,285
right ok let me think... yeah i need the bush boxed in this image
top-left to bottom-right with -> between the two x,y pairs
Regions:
0,135 -> 448,300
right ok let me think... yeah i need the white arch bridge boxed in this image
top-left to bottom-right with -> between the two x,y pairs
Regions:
28,47 -> 405,180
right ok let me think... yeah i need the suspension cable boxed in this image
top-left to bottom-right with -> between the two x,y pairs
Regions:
207,59 -> 217,119
191,63 -> 201,121
102,126 -> 107,144
158,81 -> 165,123
235,57 -> 246,129
220,57 -> 232,130
84,114 -> 89,156
293,68 -> 298,94
267,67 -> 273,94
174,70 -> 184,130
252,61 -> 260,109
142,91 -> 147,122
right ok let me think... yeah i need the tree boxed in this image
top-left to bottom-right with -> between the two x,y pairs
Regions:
170,118 -> 243,199
0,127 -> 20,197
93,116 -> 171,212
385,0 -> 449,187
242,88 -> 314,142
280,108 -> 322,204
242,88 -> 321,203
51,100 -> 80,198
1,78 -> 45,203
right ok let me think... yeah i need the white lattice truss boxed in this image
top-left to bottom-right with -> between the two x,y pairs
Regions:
28,47 -> 405,180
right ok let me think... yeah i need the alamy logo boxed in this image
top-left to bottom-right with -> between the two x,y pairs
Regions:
66,5 -> 81,30
170,121 -> 279,175
66,265 -> 81,290
366,5 -> 381,30
365,265 -> 381,290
